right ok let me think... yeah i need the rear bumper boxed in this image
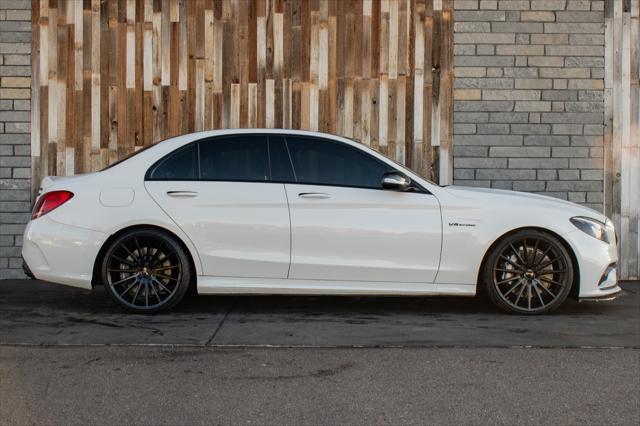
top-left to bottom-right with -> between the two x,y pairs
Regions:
22,216 -> 108,290
22,256 -> 34,279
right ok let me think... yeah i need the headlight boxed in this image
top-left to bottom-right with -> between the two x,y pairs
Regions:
570,216 -> 613,243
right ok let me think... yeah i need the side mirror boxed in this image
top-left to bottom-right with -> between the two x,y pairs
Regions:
381,172 -> 411,191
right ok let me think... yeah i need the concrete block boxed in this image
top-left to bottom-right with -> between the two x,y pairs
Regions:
490,146 -> 550,157
454,67 -> 487,77
509,158 -> 568,168
556,11 -> 604,22
521,11 -> 556,21
483,90 -> 540,100
477,123 -> 510,134
511,124 -> 552,134
496,44 -> 544,55
476,169 -> 537,180
455,134 -> 524,146
454,112 -> 490,123
454,11 -> 506,21
454,157 -> 509,168
571,135 -> 603,146
454,100 -> 514,112
489,112 -> 530,123
515,101 -> 552,112
544,22 -> 604,33
551,147 -> 590,157
454,56 -> 515,67
524,135 -> 571,146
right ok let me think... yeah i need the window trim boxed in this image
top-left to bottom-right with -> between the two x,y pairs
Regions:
144,133 -> 429,194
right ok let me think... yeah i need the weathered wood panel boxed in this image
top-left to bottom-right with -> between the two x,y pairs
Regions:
31,0 -> 453,186
604,0 -> 640,280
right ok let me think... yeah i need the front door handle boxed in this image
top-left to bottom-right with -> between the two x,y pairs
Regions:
298,192 -> 330,199
166,190 -> 198,198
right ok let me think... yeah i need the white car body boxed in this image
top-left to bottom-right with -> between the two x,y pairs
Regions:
22,129 -> 620,303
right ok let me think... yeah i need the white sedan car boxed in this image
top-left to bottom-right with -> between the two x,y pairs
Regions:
22,129 -> 621,314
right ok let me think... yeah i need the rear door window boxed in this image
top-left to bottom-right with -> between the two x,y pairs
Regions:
198,136 -> 269,182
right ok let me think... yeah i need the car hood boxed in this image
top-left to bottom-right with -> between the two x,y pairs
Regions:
441,185 -> 607,222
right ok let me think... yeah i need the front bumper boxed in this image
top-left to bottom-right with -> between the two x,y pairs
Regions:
22,216 -> 108,290
565,228 -> 622,300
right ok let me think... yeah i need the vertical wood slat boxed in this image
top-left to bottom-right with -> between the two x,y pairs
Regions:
605,0 -> 640,280
32,0 -> 454,184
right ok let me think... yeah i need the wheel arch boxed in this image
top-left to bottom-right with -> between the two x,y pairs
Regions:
476,226 -> 581,299
91,224 -> 198,289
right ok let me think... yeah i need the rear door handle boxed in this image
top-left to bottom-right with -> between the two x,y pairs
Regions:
166,190 -> 198,198
298,192 -> 330,199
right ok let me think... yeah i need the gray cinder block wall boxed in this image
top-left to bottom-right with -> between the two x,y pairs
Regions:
453,0 -> 605,211
0,0 -> 31,279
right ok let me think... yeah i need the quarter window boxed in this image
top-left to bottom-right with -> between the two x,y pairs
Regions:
147,144 -> 197,180
199,136 -> 269,181
286,137 -> 391,189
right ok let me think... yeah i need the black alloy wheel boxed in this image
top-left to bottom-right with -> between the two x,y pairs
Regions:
483,230 -> 574,314
101,229 -> 191,313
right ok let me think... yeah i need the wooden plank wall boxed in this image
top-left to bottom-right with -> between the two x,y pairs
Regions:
604,0 -> 640,280
30,0 -> 454,190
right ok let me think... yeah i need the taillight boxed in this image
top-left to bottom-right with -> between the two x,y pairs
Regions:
32,190 -> 74,220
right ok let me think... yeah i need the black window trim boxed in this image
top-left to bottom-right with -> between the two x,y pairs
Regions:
144,133 -> 430,194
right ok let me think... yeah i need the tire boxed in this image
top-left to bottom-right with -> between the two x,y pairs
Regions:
482,229 -> 574,315
100,228 -> 192,314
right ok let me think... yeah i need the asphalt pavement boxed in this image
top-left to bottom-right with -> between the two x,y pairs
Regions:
1,279 -> 639,348
1,279 -> 639,425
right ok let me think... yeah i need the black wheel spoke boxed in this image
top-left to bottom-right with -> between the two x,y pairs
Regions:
112,255 -> 137,267
536,280 -> 558,298
538,276 -> 566,287
131,281 -> 143,303
510,244 -> 527,268
532,282 -> 546,307
533,245 -> 554,268
503,279 -> 524,297
119,243 -> 140,265
496,276 -> 520,285
154,272 -> 179,282
111,274 -> 137,287
119,278 -> 140,297
149,280 -> 163,303
151,249 -> 177,268
153,264 -> 181,272
535,258 -> 561,271
499,255 -> 524,271
152,276 -> 173,294
514,282 -> 527,306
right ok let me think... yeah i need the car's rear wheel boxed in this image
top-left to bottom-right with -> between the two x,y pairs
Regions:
101,229 -> 191,314
483,230 -> 574,314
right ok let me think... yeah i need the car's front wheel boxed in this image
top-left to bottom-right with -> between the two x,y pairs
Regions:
100,228 -> 191,314
483,230 -> 574,314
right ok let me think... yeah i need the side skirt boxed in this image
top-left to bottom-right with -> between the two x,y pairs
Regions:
197,276 -> 476,296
